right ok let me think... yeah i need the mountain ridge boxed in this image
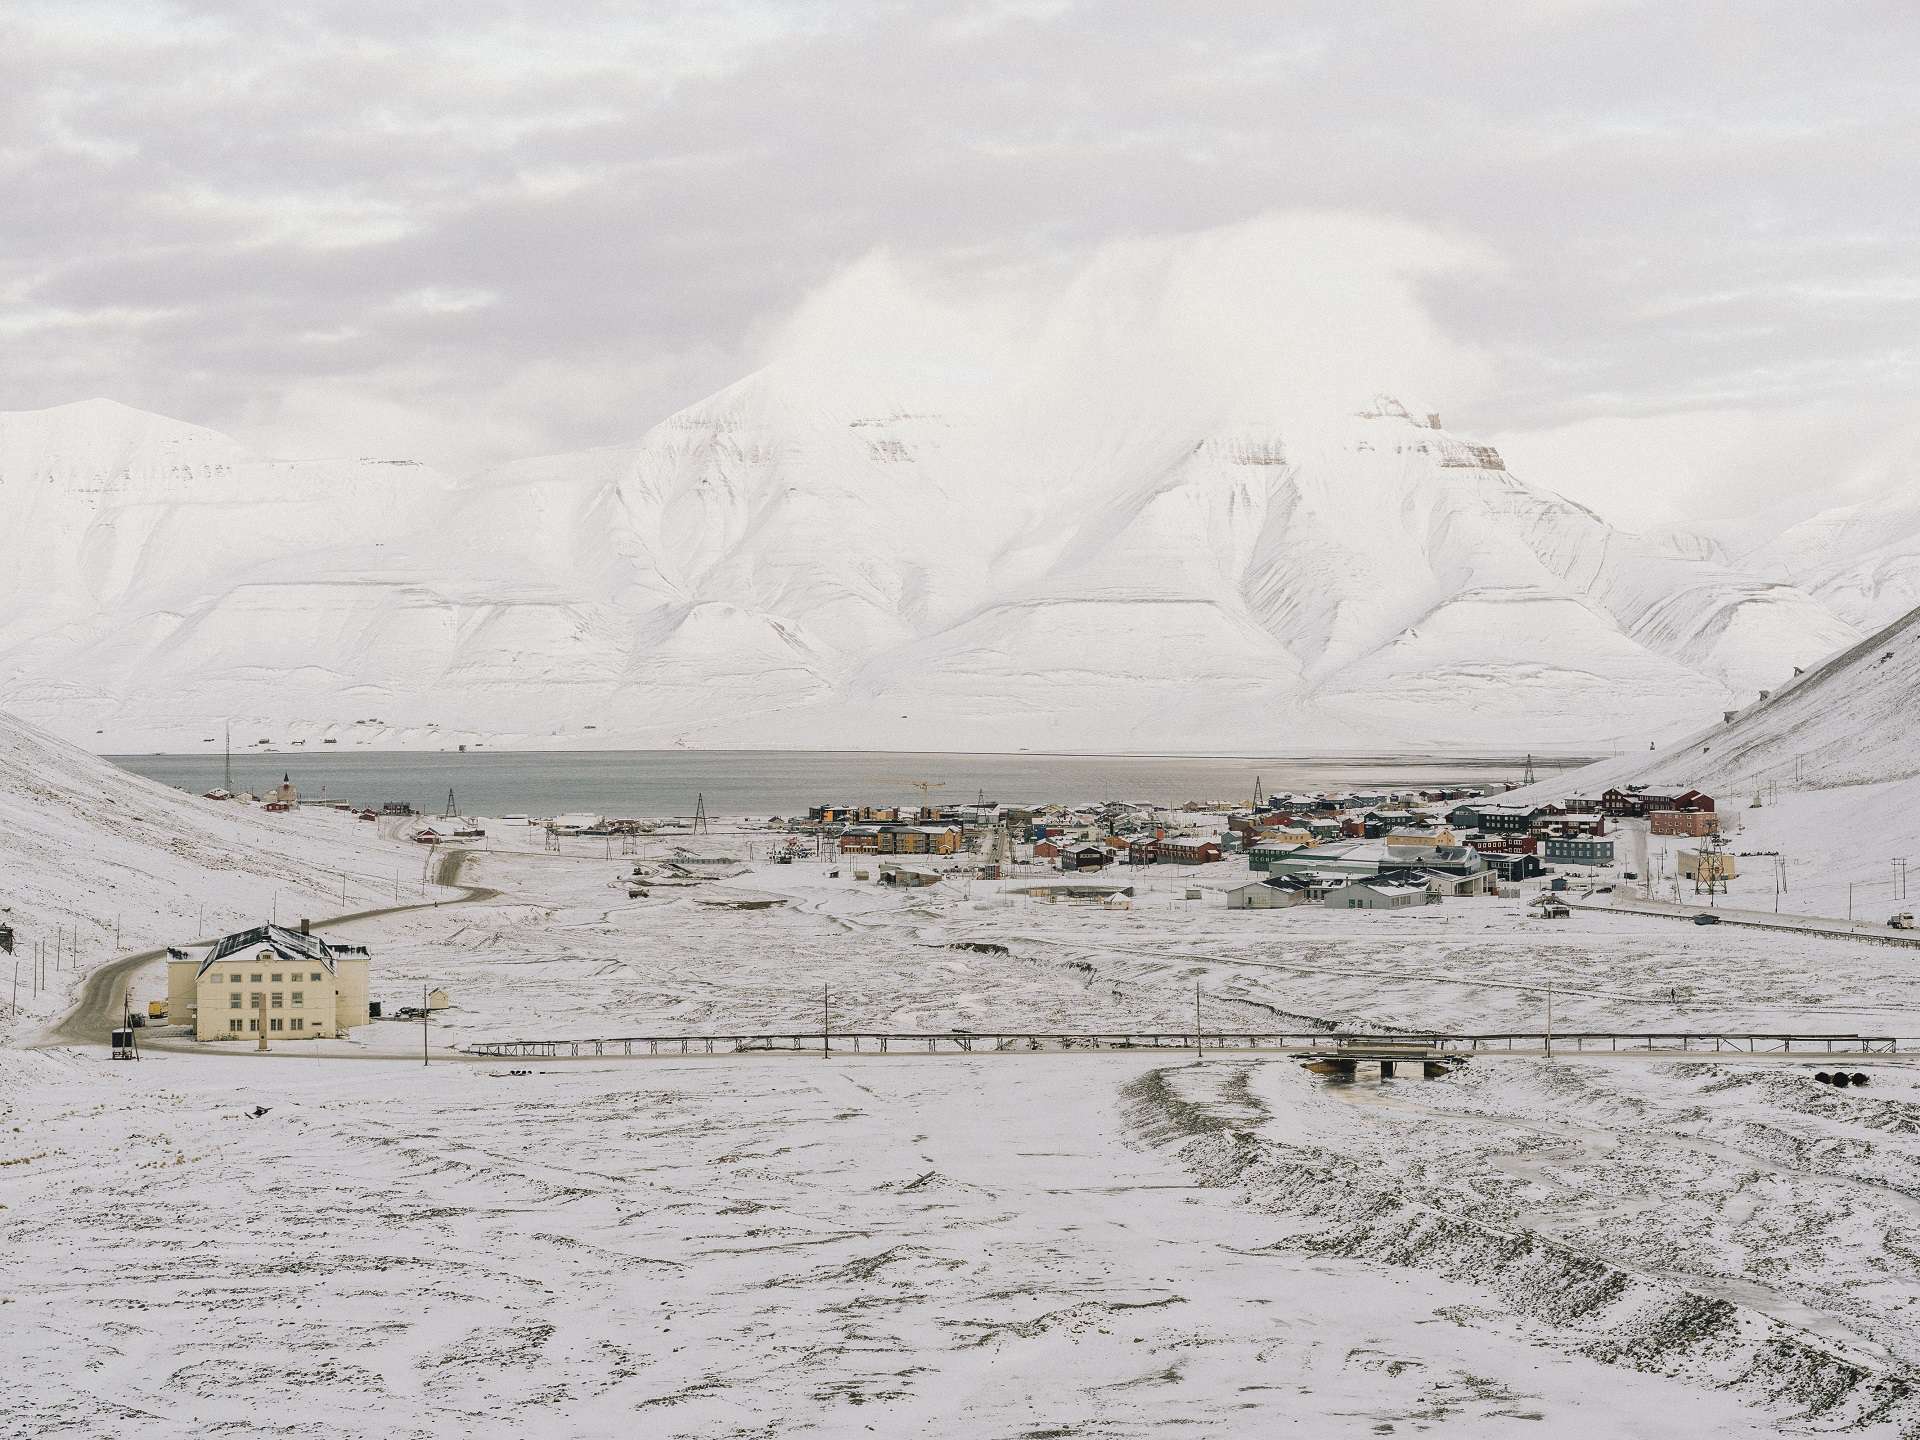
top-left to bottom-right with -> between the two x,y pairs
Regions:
0,384 -> 1872,752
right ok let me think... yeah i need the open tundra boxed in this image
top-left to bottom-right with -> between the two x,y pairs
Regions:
8,711 -> 1920,1435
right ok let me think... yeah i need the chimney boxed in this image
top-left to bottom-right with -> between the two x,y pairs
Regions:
299,917 -> 310,935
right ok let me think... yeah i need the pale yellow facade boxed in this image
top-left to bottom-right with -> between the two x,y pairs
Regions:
1385,827 -> 1457,847
1256,826 -> 1314,849
165,926 -> 371,1042
1678,849 -> 1738,884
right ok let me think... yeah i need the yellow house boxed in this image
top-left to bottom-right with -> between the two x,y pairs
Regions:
166,923 -> 371,1042
1678,849 -> 1737,884
1256,826 -> 1314,849
875,825 -> 962,855
1386,827 -> 1457,847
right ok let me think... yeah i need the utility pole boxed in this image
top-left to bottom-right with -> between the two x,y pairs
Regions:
1544,981 -> 1554,1059
822,983 -> 830,1059
1194,980 -> 1204,1058
423,983 -> 430,1066
256,991 -> 269,1052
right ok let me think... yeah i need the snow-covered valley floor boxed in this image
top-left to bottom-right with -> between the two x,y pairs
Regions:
6,1043 -> 1839,1439
11,811 -> 1920,1436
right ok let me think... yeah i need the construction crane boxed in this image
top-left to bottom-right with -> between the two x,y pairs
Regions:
899,778 -> 945,820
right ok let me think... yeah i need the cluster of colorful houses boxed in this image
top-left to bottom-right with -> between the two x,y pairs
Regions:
798,779 -> 1719,911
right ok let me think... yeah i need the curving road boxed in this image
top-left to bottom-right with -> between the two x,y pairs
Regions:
43,847 -> 499,1049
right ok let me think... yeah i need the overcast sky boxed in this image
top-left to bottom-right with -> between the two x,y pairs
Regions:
4,1 -> 1916,532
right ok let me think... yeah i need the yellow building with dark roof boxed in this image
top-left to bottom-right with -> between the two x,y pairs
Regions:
166,923 -> 370,1041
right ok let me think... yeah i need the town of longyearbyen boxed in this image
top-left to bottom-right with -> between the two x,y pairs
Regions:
7,6 -> 1920,1436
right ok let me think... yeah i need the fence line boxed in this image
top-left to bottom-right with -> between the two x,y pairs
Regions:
1573,896 -> 1920,947
465,1030 -> 1900,1059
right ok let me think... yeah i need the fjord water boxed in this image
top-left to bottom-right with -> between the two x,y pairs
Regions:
108,749 -> 1592,818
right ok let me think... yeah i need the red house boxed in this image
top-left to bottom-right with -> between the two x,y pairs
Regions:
1156,837 -> 1223,866
1602,785 -> 1714,818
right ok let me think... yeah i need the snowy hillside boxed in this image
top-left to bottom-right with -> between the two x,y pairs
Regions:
1505,599 -> 1920,804
0,387 -> 1866,752
0,706 -> 434,1040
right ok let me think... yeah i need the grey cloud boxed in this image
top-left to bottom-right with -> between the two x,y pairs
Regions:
3,0 -> 1917,500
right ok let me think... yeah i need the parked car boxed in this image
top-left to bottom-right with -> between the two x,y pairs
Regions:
1693,913 -> 1721,926
1623,871 -> 1639,880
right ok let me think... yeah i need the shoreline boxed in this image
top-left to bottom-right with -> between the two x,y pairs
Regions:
103,745 -> 1606,763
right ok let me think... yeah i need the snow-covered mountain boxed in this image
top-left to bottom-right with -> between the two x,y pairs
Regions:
1747,494 -> 1920,632
0,398 -> 458,735
0,386 -> 1869,752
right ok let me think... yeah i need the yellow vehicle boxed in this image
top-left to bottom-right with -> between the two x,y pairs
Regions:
147,1000 -> 169,1019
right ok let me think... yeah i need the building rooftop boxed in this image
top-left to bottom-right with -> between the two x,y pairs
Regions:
191,923 -> 345,977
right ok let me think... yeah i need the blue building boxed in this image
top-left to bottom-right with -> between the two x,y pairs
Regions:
1544,836 -> 1614,866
